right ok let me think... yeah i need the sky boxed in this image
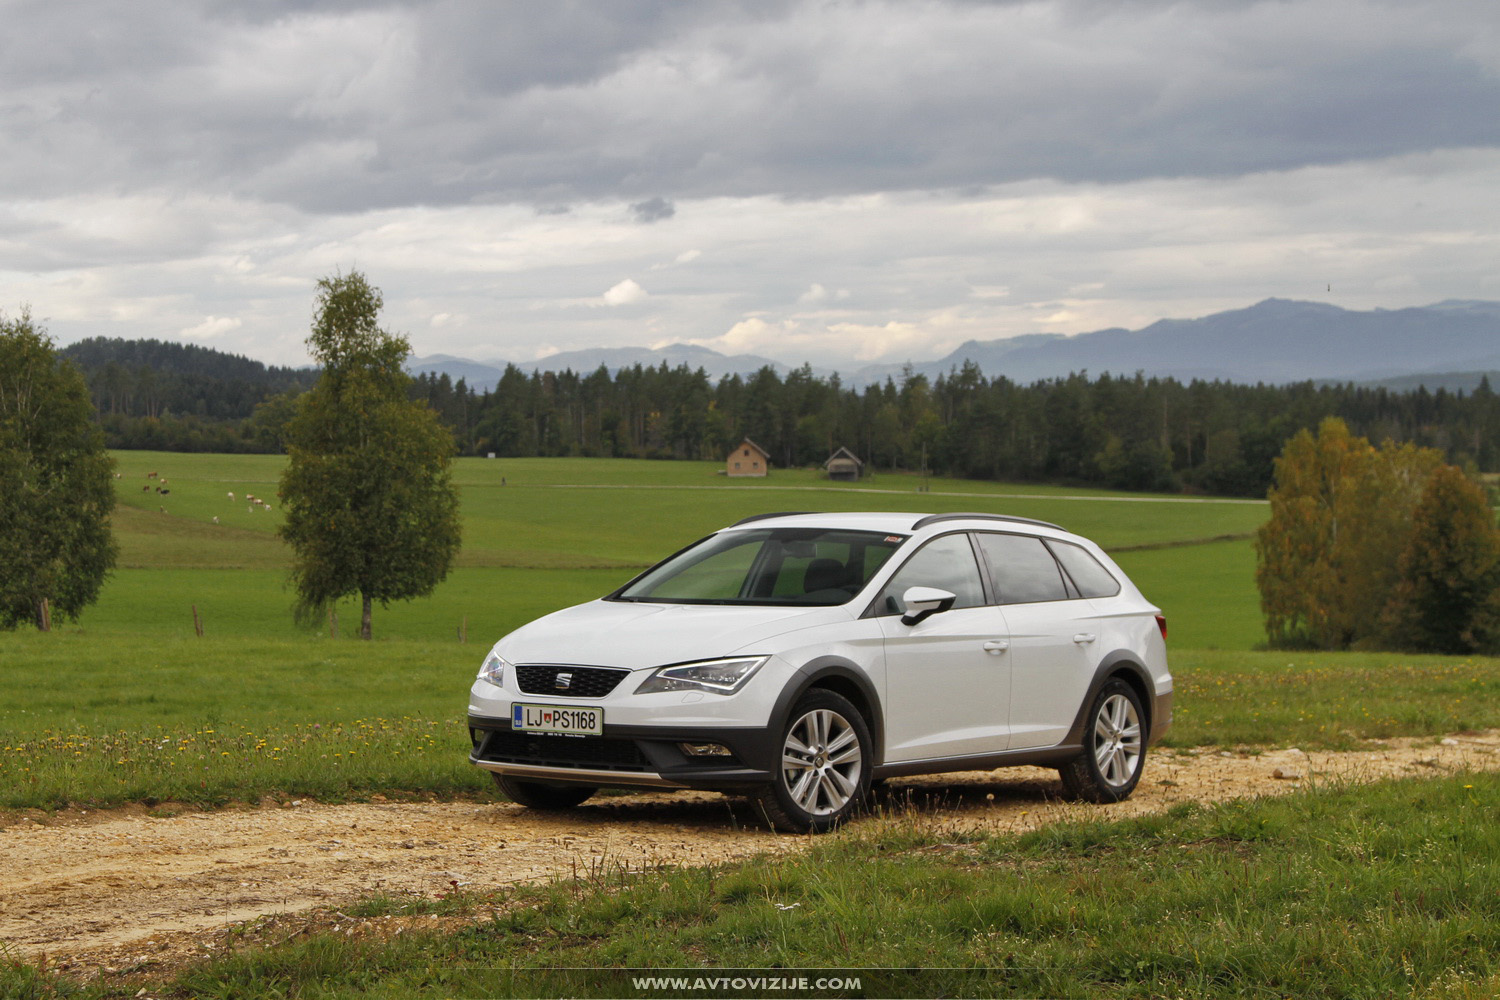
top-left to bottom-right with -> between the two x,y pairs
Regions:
3,0 -> 1500,370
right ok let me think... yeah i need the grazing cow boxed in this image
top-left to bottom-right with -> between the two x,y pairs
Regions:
142,484 -> 150,491
227,492 -> 235,501
212,516 -> 219,524
147,472 -> 158,479
159,488 -> 170,495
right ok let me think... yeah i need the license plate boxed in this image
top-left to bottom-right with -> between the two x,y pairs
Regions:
512,703 -> 604,736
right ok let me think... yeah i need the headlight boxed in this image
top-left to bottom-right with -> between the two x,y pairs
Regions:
477,652 -> 508,688
635,656 -> 768,696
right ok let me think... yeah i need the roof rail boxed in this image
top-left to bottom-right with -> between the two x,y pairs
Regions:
731,511 -> 820,526
911,512 -> 1064,531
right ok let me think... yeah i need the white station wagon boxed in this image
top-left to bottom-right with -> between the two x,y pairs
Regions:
468,511 -> 1171,832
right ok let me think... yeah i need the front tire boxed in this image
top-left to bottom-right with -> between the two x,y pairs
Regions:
754,689 -> 872,833
1059,678 -> 1146,803
492,774 -> 596,810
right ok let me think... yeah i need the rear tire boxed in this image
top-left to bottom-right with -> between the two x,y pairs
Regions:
492,773 -> 596,810
754,689 -> 872,833
1059,678 -> 1146,803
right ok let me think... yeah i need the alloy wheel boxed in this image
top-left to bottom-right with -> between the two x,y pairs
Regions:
780,708 -> 863,816
1092,692 -> 1142,787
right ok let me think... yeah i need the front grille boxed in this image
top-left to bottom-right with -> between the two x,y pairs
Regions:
515,664 -> 628,698
477,730 -> 651,772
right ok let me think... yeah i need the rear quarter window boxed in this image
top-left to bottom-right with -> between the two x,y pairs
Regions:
1048,539 -> 1122,598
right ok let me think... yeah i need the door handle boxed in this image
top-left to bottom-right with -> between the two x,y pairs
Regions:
983,640 -> 1009,653
1073,633 -> 1097,644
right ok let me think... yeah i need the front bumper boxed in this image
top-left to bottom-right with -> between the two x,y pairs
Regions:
467,714 -> 776,790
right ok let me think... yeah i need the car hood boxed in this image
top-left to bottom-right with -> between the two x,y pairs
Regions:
497,600 -> 855,670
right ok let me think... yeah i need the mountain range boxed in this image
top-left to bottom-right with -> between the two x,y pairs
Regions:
408,298 -> 1500,392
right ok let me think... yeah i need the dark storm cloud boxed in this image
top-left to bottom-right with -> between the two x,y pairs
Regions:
2,0 -> 1497,214
630,197 -> 676,224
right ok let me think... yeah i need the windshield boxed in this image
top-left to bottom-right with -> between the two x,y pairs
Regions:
612,528 -> 908,606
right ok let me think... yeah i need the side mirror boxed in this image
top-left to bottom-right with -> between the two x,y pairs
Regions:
900,586 -> 956,626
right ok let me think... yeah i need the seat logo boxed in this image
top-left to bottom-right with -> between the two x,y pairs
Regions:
555,671 -> 574,691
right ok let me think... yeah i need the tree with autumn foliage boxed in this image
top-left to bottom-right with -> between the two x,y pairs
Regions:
1380,465 -> 1500,654
1256,417 -> 1443,649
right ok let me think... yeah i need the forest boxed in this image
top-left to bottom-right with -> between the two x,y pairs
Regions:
60,337 -> 1500,497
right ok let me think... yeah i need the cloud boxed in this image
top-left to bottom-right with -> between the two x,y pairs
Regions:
180,316 -> 242,339
630,197 -> 676,224
603,278 -> 649,305
691,311 -> 986,366
6,1 -> 1497,215
798,284 -> 851,305
5,2 -> 1500,372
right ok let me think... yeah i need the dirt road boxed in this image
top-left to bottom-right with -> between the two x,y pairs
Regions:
5,735 -> 1499,977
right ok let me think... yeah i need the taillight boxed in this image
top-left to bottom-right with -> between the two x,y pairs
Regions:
1155,615 -> 1168,641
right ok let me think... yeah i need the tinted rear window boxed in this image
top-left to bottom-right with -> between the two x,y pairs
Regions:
1048,539 -> 1122,598
975,533 -> 1070,604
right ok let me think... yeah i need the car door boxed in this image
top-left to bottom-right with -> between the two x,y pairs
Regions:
875,532 -> 1013,762
973,532 -> 1102,750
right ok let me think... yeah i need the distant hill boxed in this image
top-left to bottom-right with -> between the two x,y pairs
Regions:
406,299 -> 1500,390
61,337 -> 315,387
847,332 -> 1073,385
408,344 -> 798,392
1348,370 -> 1500,394
944,299 -> 1500,385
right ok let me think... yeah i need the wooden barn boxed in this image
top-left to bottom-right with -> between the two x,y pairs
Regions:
726,438 -> 770,477
824,446 -> 864,481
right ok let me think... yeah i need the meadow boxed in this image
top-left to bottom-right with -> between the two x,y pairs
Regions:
98,451 -> 1267,644
4,452 -> 1500,813
6,452 -> 1500,999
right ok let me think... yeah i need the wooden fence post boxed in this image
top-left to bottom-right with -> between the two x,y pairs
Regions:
38,598 -> 51,632
192,604 -> 203,637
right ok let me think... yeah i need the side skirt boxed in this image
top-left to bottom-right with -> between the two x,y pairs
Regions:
873,743 -> 1083,780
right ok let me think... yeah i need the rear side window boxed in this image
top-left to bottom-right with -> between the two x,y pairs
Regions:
1048,539 -> 1122,598
876,534 -> 986,615
975,533 -> 1070,604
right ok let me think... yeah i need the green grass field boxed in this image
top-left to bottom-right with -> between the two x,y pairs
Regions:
7,452 -> 1500,999
99,451 -> 1266,643
4,453 -> 1500,813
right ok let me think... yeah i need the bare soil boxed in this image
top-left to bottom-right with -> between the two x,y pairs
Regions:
5,734 -> 1499,982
